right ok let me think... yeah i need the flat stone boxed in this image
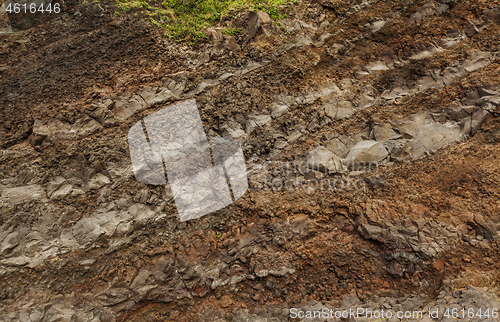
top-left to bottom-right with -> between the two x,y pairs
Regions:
471,109 -> 489,136
365,61 -> 389,72
344,140 -> 388,170
373,124 -> 402,142
325,101 -> 354,120
371,20 -> 386,33
307,146 -> 343,173
1,185 -> 46,204
245,114 -> 272,134
326,138 -> 348,158
463,51 -> 492,72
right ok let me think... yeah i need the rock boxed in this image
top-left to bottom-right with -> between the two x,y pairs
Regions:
50,184 -> 73,200
0,231 -> 23,255
113,94 -> 147,121
1,185 -> 46,204
245,114 -> 272,134
225,36 -> 240,51
442,66 -> 468,86
463,51 -> 492,73
372,124 -> 402,142
326,138 -> 348,158
244,11 -> 272,47
46,176 -> 66,196
271,104 -> 288,118
402,123 -> 461,160
344,141 -> 388,170
365,61 -> 389,72
445,104 -> 469,121
471,109 -> 489,135
371,20 -> 386,33
464,21 -> 479,38
140,86 -> 174,106
392,121 -> 418,139
473,214 -> 497,240
417,75 -> 441,91
307,146 -> 344,173
325,101 -> 354,120
220,120 -> 246,138
459,117 -> 472,136
87,173 -> 111,191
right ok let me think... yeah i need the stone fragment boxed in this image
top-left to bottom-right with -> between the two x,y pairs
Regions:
325,101 -> 354,120
373,124 -> 402,142
326,138 -> 348,158
220,120 -> 246,138
471,109 -> 489,135
459,117 -> 472,136
245,114 -> 272,134
344,140 -> 388,170
371,20 -> 386,33
307,146 -> 343,173
1,185 -> 46,204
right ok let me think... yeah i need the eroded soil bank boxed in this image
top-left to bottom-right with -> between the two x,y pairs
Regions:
1,0 -> 500,321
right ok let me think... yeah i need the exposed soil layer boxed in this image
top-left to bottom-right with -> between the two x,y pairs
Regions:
1,0 -> 500,321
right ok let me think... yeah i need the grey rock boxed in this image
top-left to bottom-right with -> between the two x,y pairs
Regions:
139,86 -> 174,106
325,100 -> 354,120
307,146 -> 344,173
113,94 -> 147,121
245,114 -> 272,134
1,185 -> 46,204
373,124 -> 402,142
459,117 -> 472,136
471,109 -> 489,135
371,20 -> 386,33
344,140 -> 388,170
463,51 -> 492,72
326,138 -> 348,158
220,119 -> 246,138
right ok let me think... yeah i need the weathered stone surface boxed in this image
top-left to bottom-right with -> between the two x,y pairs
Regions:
1,185 -> 46,204
373,124 -> 402,142
326,138 -> 348,158
471,108 -> 489,135
220,119 -> 246,138
113,94 -> 147,121
306,146 -> 343,173
344,140 -> 388,170
245,114 -> 272,134
325,100 -> 354,120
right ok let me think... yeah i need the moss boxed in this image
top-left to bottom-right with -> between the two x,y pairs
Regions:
111,0 -> 296,43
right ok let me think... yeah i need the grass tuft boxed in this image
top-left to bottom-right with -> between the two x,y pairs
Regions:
111,0 -> 296,43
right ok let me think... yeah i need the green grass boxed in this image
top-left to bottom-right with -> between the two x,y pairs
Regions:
221,27 -> 243,36
112,0 -> 296,43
